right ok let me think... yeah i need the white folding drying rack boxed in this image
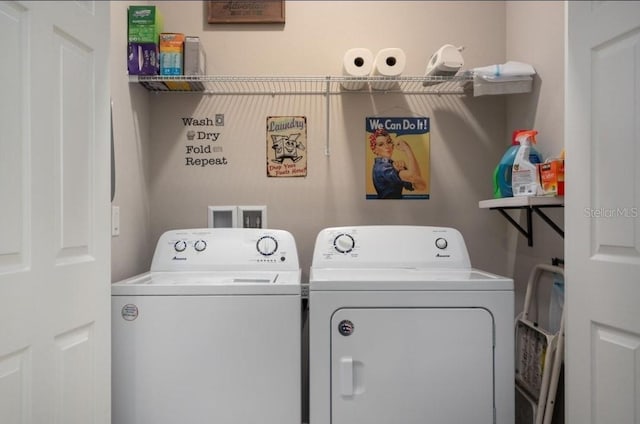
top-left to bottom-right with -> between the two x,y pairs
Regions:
515,264 -> 565,424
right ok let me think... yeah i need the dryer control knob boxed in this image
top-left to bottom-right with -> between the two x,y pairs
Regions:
194,240 -> 207,252
334,233 -> 355,253
435,237 -> 448,250
256,236 -> 278,256
174,240 -> 187,252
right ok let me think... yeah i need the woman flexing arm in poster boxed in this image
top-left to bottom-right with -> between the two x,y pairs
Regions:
370,128 -> 426,199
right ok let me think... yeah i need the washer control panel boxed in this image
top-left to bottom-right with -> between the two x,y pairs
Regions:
256,235 -> 278,256
312,226 -> 471,269
193,239 -> 207,252
171,238 -> 209,254
174,240 -> 188,252
333,233 -> 355,254
151,228 -> 299,272
435,237 -> 448,250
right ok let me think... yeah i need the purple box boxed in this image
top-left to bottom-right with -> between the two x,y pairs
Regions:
127,43 -> 159,75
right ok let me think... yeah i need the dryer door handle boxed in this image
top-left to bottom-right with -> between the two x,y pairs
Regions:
339,356 -> 354,396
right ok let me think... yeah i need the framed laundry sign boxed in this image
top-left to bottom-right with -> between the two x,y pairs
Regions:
267,116 -> 307,177
365,117 -> 430,199
207,0 -> 285,24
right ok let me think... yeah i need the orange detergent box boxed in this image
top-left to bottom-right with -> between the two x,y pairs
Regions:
159,33 -> 185,75
538,159 -> 565,196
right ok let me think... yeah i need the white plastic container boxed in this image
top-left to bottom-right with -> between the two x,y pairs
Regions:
424,44 -> 464,78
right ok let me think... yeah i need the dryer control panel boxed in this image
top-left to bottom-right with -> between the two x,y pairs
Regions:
311,226 -> 471,269
151,228 -> 300,272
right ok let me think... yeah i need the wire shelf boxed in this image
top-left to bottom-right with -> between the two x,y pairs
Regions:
130,74 -> 473,95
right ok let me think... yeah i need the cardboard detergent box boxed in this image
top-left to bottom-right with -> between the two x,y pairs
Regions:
159,33 -> 185,76
184,36 -> 207,76
127,43 -> 159,75
538,159 -> 565,196
128,6 -> 163,43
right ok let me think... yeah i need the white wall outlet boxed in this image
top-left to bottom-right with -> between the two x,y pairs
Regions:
300,283 -> 309,299
111,206 -> 120,236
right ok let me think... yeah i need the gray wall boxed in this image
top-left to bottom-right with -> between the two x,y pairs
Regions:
111,0 -> 154,282
111,1 -> 565,289
506,0 -> 565,324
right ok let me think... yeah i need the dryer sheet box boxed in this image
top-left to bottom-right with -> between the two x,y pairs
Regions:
160,33 -> 185,76
184,36 -> 207,76
538,159 -> 565,196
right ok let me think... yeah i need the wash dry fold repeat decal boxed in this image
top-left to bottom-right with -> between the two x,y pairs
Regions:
182,114 -> 228,167
365,117 -> 430,200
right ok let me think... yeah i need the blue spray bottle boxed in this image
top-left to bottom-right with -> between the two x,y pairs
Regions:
493,130 -> 543,197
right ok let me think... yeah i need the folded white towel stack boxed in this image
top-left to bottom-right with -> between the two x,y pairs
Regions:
473,61 -> 536,80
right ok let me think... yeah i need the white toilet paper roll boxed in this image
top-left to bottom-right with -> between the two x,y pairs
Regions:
371,48 -> 406,90
342,48 -> 374,90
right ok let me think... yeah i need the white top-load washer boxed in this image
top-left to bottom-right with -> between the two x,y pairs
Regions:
309,226 -> 514,424
112,228 -> 301,424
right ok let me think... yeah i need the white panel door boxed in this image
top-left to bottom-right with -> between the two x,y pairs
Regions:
331,308 -> 494,424
566,2 -> 640,424
0,2 -> 110,424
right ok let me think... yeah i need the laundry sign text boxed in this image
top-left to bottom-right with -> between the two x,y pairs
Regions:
182,114 -> 228,168
266,116 -> 307,177
187,131 -> 221,141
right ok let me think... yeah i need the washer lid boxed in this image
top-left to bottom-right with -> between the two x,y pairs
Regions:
309,268 -> 512,291
112,270 -> 301,296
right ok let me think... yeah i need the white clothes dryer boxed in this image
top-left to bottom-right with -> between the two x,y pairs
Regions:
309,226 -> 514,424
112,228 -> 301,424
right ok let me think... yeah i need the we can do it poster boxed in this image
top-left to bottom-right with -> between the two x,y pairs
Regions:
365,117 -> 430,199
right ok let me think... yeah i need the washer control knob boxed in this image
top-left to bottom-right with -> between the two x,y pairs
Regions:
256,236 -> 278,256
435,237 -> 448,250
174,240 -> 187,252
194,240 -> 207,252
334,233 -> 355,254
